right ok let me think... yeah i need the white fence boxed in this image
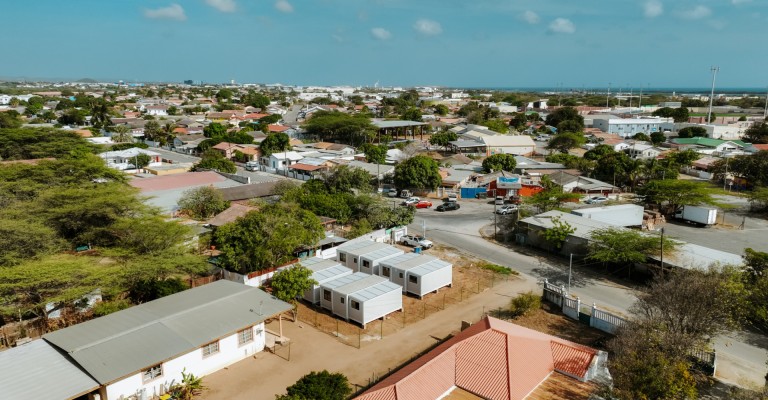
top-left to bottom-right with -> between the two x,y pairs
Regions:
542,280 -> 627,335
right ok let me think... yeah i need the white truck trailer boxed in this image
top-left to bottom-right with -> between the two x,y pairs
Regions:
674,205 -> 718,226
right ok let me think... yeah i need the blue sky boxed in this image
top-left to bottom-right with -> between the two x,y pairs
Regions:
3,0 -> 768,88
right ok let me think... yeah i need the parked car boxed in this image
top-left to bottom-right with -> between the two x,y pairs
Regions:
400,189 -> 413,198
508,195 -> 522,205
445,193 -> 458,202
400,234 -> 433,249
496,205 -> 518,215
475,192 -> 488,199
387,188 -> 398,197
245,161 -> 259,171
585,196 -> 608,204
436,202 -> 461,212
414,200 -> 433,209
495,196 -> 505,205
535,134 -> 550,141
401,197 -> 420,206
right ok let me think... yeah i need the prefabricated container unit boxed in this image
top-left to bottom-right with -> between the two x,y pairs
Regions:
336,240 -> 377,270
571,204 -> 644,227
379,253 -> 453,298
319,272 -> 403,328
300,258 -> 353,304
337,241 -> 403,274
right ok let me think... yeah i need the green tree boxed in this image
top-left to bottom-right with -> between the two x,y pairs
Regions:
544,106 -> 584,130
652,107 -> 675,118
393,155 -> 441,191
637,179 -> 715,214
650,131 -> 666,145
58,109 -> 87,126
632,132 -> 651,142
0,218 -> 65,266
433,104 -> 449,115
588,228 -> 677,265
213,204 -> 324,273
400,107 -> 423,122
270,264 -> 317,320
748,187 -> 768,212
260,132 -> 290,157
111,125 -> 134,143
192,150 -> 237,173
547,132 -> 586,153
743,121 -> 768,144
428,131 -> 458,150
712,151 -> 768,187
303,111 -> 376,146
541,216 -> 575,249
742,248 -> 768,329
673,106 -> 690,123
143,120 -> 162,143
90,101 -> 112,129
178,186 -> 230,220
319,165 -> 372,193
677,126 -> 708,138
276,370 -> 352,400
482,154 -> 517,173
583,144 -> 616,161
133,153 -> 151,169
359,143 -> 387,164
556,119 -> 582,134
0,111 -> 23,129
484,119 -> 509,134
203,122 -> 227,138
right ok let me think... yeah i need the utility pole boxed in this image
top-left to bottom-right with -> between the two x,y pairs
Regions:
568,253 -> 573,292
723,157 -> 729,191
606,83 -> 611,108
707,66 -> 720,124
638,87 -> 643,114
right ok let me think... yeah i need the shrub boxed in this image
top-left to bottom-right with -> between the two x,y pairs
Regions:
92,299 -> 132,317
479,263 -> 518,276
510,291 -> 541,317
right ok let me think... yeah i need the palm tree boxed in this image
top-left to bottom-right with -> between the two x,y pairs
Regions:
90,101 -> 112,130
111,125 -> 133,143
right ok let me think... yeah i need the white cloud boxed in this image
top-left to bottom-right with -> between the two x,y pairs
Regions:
548,18 -> 575,34
275,0 -> 294,13
413,19 -> 443,36
205,0 -> 236,12
143,4 -> 187,21
680,5 -> 712,19
644,0 -> 663,18
371,27 -> 392,40
522,10 -> 540,24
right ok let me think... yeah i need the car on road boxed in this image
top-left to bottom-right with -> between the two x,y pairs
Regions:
496,205 -> 518,215
400,234 -> 433,249
495,196 -> 505,205
387,188 -> 398,197
401,197 -> 420,206
245,161 -> 259,171
414,200 -> 433,209
535,134 -> 550,141
585,196 -> 608,204
435,202 -> 461,212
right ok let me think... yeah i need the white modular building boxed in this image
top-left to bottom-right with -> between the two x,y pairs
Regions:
319,272 -> 403,328
378,253 -> 453,298
336,241 -> 404,274
300,257 -> 353,304
593,117 -> 673,138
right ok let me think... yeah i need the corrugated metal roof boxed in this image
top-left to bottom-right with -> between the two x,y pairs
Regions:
521,210 -> 617,239
333,274 -> 389,296
349,280 -> 401,302
0,339 -> 99,400
43,280 -> 292,385
382,254 -> 451,276
342,242 -> 394,258
360,246 -> 403,261
314,265 -> 354,284
321,272 -> 369,291
338,239 -> 376,251
647,242 -> 743,270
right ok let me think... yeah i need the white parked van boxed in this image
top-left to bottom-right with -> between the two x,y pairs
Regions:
495,196 -> 505,205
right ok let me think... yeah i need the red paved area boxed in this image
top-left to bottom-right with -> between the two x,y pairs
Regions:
129,171 -> 226,192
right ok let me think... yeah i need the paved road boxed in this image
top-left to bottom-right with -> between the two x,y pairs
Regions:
408,198 -> 768,387
282,104 -> 304,124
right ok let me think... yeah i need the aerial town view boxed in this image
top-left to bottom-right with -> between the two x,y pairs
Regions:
2,1 -> 768,400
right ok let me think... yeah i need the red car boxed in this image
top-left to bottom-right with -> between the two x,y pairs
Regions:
414,200 -> 433,209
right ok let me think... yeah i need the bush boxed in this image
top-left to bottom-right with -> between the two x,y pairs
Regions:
509,291 -> 541,317
479,263 -> 517,276
92,299 -> 132,317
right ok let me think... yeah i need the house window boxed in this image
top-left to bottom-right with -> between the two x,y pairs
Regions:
202,341 -> 220,358
340,297 -> 345,304
339,253 -> 346,262
238,327 -> 254,345
362,260 -> 370,269
142,364 -> 163,383
323,290 -> 331,301
399,272 -> 404,279
353,257 -> 358,264
409,275 -> 418,284
351,300 -> 360,310
382,267 -> 391,277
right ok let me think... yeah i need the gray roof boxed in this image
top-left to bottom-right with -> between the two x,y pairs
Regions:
520,210 -> 618,240
380,253 -> 452,276
514,155 -> 565,170
0,339 -> 99,400
349,279 -> 401,302
359,245 -> 403,261
43,280 -> 291,385
340,242 -> 400,259
301,258 -> 353,284
217,180 -> 281,201
328,272 -> 398,298
648,242 -> 743,270
321,272 -> 369,291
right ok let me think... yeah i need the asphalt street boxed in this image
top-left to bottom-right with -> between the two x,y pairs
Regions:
408,198 -> 768,387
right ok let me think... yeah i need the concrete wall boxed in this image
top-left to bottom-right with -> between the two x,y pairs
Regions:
105,323 -> 265,400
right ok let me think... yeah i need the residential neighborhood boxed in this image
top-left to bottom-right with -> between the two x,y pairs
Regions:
3,1 -> 768,400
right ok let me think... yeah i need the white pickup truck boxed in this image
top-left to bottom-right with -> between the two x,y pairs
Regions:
400,234 -> 433,249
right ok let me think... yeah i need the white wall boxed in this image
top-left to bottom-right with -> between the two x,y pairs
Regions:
412,267 -> 453,298
355,289 -> 402,327
105,323 -> 265,400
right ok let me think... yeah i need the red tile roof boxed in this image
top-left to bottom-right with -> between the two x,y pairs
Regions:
355,317 -> 599,400
268,124 -> 290,132
288,163 -> 324,172
752,144 -> 768,151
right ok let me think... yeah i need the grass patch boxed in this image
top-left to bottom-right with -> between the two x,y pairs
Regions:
479,263 -> 519,276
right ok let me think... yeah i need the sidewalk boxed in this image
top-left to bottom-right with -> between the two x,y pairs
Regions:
201,277 -> 538,399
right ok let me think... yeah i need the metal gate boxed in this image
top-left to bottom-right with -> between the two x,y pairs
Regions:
461,187 -> 487,199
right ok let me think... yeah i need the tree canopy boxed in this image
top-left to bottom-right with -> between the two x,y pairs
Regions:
393,155 -> 442,191
743,122 -> 768,144
588,228 -> 677,265
636,180 -> 715,214
428,130 -> 458,150
547,132 -> 586,153
178,186 -> 230,220
359,143 -> 387,164
260,132 -> 290,157
544,106 -> 584,131
676,126 -> 708,138
270,264 -> 317,319
276,370 -> 352,400
482,154 -> 517,173
192,150 -> 237,173
303,111 -> 376,146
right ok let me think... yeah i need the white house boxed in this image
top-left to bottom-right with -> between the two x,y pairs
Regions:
481,135 -> 536,156
300,257 -> 353,304
625,143 -> 664,159
319,272 -> 403,328
263,151 -> 303,170
378,253 -> 453,298
336,241 -> 404,274
99,147 -> 162,170
145,105 -> 169,116
0,281 -> 291,400
593,117 -> 673,138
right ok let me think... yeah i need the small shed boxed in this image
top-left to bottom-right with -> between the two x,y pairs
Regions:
319,272 -> 403,328
336,241 -> 404,274
379,253 -> 453,298
571,204 -> 644,227
300,258 -> 353,304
